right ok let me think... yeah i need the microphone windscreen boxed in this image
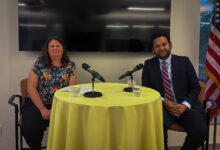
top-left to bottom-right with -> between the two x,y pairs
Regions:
137,63 -> 144,70
82,63 -> 89,69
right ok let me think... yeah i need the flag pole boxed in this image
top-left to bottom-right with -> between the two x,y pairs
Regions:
213,117 -> 217,150
212,1 -> 218,150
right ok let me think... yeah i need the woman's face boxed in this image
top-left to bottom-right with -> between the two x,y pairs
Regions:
48,40 -> 64,59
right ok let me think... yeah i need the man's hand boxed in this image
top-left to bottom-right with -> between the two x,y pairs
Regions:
176,104 -> 188,114
163,100 -> 188,117
169,104 -> 188,117
40,108 -> 51,120
162,100 -> 177,110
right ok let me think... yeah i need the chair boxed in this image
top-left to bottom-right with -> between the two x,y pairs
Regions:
168,81 -> 218,150
8,78 -> 46,150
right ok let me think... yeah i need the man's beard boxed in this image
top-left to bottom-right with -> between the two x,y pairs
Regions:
156,50 -> 171,60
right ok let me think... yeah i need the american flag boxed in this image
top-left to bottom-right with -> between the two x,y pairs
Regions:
205,0 -> 220,120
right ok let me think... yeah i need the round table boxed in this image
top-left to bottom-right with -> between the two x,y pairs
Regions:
47,83 -> 164,150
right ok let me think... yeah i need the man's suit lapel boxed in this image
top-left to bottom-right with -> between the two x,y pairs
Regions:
152,57 -> 165,96
171,55 -> 179,99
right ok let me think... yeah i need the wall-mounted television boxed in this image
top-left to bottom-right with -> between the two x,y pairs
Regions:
18,0 -> 171,52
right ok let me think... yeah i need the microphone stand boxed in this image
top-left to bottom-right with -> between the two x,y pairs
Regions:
84,76 -> 102,98
124,74 -> 134,92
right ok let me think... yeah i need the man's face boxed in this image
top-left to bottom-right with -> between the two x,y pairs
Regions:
152,36 -> 172,60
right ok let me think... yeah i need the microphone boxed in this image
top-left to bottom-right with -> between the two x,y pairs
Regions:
82,63 -> 105,82
119,63 -> 144,80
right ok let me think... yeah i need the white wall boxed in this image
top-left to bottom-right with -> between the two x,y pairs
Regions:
0,0 -> 10,149
170,0 -> 200,71
1,0 -> 218,149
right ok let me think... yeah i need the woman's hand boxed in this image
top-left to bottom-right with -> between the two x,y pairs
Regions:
18,114 -> 23,126
40,108 -> 51,120
69,69 -> 77,86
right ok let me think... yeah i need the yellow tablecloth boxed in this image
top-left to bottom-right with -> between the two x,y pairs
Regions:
47,83 -> 164,150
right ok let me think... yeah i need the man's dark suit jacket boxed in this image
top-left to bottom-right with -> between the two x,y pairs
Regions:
142,54 -> 202,108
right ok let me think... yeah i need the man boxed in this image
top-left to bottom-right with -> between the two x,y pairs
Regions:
142,32 -> 208,150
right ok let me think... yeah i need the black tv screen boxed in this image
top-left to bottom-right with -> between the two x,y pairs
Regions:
18,0 -> 171,52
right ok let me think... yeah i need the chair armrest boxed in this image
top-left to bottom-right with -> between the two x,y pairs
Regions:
203,98 -> 218,112
8,95 -> 22,113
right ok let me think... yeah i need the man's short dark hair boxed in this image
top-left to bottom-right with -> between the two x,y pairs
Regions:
150,31 -> 171,49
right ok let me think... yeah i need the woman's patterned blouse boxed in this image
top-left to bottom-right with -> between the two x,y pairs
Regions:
32,59 -> 76,103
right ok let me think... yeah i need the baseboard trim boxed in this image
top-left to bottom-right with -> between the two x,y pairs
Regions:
169,143 -> 220,150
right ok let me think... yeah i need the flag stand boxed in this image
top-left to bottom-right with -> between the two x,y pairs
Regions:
213,117 -> 217,150
204,0 -> 220,149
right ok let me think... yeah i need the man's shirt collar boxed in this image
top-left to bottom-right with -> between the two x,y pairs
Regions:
159,54 -> 172,65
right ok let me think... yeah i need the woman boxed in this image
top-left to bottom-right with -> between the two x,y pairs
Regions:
22,37 -> 76,150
